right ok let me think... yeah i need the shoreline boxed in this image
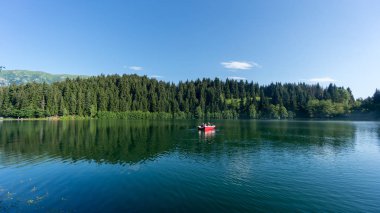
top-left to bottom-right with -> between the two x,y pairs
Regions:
0,116 -> 379,122
0,116 -> 91,121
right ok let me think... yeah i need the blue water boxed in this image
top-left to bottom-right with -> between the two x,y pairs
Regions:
0,120 -> 379,212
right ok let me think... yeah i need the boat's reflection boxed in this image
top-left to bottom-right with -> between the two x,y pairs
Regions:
198,130 -> 216,142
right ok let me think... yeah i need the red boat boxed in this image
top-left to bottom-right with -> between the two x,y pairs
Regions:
198,124 -> 216,131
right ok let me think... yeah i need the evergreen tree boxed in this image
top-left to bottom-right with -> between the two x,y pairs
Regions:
0,74 -> 366,119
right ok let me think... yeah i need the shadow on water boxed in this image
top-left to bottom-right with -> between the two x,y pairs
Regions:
211,120 -> 357,152
0,120 -> 360,166
0,120 -> 189,166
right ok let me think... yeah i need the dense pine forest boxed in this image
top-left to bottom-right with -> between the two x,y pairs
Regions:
0,74 -> 378,119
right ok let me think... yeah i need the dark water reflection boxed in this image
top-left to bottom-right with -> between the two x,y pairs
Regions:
0,120 -> 379,212
0,120 -> 181,165
0,120 -> 360,165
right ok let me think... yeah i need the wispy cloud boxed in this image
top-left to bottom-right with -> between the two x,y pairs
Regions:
149,75 -> 163,79
129,66 -> 143,71
221,61 -> 260,70
228,76 -> 247,80
308,77 -> 335,83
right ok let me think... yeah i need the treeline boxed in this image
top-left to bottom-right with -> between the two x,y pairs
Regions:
357,89 -> 380,112
0,74 -> 377,119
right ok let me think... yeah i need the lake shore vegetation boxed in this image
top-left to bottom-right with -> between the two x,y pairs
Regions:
0,74 -> 379,120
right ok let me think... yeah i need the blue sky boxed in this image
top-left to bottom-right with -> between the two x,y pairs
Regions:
1,0 -> 379,98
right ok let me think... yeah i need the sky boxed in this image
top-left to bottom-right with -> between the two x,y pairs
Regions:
1,0 -> 379,98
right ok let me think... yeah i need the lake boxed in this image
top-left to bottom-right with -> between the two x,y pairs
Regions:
0,120 -> 380,212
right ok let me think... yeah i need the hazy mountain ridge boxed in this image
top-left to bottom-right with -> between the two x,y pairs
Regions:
0,70 -> 87,86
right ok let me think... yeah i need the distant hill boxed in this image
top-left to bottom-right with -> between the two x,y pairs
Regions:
0,70 -> 87,86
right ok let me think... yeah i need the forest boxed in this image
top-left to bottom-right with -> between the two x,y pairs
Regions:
0,74 -> 378,119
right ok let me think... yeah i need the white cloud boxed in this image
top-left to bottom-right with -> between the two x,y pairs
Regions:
308,77 -> 335,83
149,75 -> 163,79
228,76 -> 247,80
129,66 -> 143,71
221,61 -> 260,70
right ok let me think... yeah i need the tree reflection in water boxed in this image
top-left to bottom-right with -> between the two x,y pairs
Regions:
0,120 -> 361,166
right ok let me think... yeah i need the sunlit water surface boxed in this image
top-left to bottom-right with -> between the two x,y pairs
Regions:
0,120 -> 380,212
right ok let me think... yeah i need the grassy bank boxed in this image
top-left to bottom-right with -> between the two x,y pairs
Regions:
1,110 -> 378,121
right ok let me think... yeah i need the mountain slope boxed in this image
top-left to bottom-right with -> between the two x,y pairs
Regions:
0,70 -> 87,86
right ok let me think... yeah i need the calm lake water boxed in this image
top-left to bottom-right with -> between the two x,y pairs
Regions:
0,120 -> 380,212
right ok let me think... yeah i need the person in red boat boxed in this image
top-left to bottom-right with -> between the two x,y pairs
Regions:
198,122 -> 215,131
